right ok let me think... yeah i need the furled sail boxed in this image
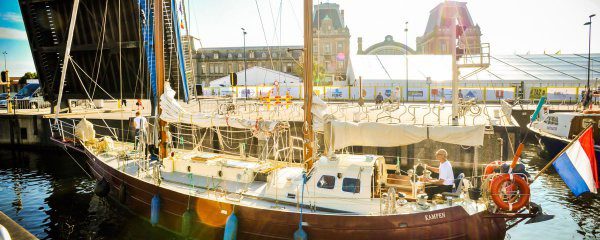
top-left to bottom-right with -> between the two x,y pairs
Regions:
326,121 -> 485,150
171,0 -> 190,102
139,0 -> 157,102
159,85 -> 287,138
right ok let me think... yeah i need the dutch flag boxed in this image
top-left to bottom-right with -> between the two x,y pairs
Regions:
552,127 -> 599,196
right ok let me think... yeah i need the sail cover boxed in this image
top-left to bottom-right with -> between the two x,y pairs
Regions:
160,85 -> 286,136
326,121 -> 485,150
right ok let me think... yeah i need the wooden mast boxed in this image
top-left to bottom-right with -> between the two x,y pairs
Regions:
154,0 -> 168,158
303,0 -> 315,170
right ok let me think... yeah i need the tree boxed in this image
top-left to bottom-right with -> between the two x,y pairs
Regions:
19,72 -> 37,85
292,60 -> 327,86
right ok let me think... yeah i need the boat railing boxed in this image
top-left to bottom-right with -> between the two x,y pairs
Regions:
48,118 -> 77,142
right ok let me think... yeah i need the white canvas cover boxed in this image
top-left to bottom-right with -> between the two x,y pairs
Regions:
327,121 -> 484,150
75,118 -> 95,142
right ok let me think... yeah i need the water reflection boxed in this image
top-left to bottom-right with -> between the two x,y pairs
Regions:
507,141 -> 600,239
0,149 -> 177,239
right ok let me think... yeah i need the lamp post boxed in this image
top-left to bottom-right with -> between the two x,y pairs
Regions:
584,14 -> 595,92
2,51 -> 6,71
404,22 -> 409,103
241,28 -> 248,101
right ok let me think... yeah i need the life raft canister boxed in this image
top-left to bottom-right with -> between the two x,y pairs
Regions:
483,161 -> 505,176
490,174 -> 530,212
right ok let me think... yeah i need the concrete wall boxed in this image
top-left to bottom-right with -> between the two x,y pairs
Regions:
0,115 -> 53,147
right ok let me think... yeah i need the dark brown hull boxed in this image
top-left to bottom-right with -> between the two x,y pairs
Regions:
54,138 -> 507,240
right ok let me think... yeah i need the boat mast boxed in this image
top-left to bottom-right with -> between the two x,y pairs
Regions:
450,11 -> 459,125
154,0 -> 168,158
303,0 -> 315,170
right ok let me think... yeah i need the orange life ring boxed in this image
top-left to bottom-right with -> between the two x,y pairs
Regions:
490,174 -> 530,212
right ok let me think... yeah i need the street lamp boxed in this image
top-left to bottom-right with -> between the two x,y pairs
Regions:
2,51 -> 7,71
404,22 -> 409,103
584,14 -> 595,92
241,28 -> 248,101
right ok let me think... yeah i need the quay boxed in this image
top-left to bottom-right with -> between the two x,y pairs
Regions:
0,99 -> 521,169
0,211 -> 37,240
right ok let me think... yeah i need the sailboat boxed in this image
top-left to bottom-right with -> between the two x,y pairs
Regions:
40,0 -> 548,239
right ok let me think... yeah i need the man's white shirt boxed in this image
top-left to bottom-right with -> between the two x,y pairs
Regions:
134,116 -> 147,130
439,161 -> 454,186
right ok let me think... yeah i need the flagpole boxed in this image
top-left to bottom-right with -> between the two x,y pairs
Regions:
530,125 -> 594,184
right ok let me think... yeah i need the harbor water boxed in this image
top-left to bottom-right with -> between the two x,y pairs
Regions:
0,141 -> 598,239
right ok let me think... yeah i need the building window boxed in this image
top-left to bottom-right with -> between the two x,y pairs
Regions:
317,175 -> 335,189
238,53 -> 243,58
313,44 -> 317,53
209,64 -> 215,74
213,53 -> 219,59
219,64 -> 224,74
201,54 -> 205,59
286,63 -> 293,73
441,42 -> 447,53
337,61 -> 344,70
228,63 -> 233,72
342,178 -> 360,193
228,53 -> 232,59
337,42 -> 343,53
201,64 -> 207,74
273,52 -> 278,58
249,52 -> 255,58
261,52 -> 267,58
324,43 -> 331,54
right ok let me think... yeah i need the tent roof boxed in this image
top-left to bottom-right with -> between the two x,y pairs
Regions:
346,54 -> 452,83
210,66 -> 301,87
347,53 -> 600,84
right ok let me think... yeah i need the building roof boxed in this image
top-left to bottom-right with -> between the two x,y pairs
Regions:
360,35 -> 416,55
313,3 -> 344,29
347,53 -> 600,85
423,1 -> 475,36
210,66 -> 301,87
195,45 -> 303,60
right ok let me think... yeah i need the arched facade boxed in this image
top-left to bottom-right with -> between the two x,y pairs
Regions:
357,35 -> 416,55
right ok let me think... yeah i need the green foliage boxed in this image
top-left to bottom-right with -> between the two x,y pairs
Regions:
292,60 -> 328,85
19,72 -> 37,85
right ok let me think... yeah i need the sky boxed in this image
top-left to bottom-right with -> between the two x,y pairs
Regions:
1,0 -> 599,77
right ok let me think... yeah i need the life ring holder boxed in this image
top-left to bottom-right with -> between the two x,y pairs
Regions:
489,173 -> 530,212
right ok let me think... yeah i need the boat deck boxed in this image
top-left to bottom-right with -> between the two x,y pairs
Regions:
86,139 -> 487,216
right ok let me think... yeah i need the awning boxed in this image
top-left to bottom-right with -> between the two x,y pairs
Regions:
326,121 -> 484,150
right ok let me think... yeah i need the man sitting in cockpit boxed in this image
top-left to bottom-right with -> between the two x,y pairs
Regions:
424,149 -> 454,199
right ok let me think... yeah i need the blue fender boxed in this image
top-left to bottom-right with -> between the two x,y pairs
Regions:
223,212 -> 238,240
181,209 -> 193,237
150,195 -> 160,226
293,227 -> 308,240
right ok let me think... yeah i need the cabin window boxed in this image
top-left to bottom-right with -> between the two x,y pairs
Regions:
342,178 -> 360,193
544,116 -> 558,125
317,175 -> 335,189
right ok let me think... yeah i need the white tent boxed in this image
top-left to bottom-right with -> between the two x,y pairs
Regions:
209,66 -> 302,87
346,54 -> 452,86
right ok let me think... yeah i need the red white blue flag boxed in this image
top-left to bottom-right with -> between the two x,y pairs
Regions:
553,127 -> 599,196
